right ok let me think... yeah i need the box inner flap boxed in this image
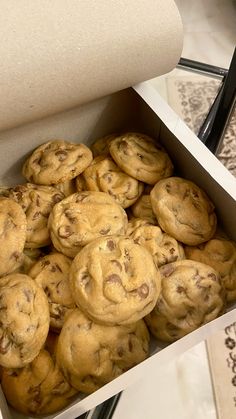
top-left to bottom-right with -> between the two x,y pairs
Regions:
0,0 -> 183,132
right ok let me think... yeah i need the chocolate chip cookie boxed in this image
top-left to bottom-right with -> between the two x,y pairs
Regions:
130,224 -> 185,268
9,183 -> 64,248
22,140 -> 93,185
185,238 -> 236,303
48,191 -> 128,258
1,349 -> 77,415
150,177 -> 217,245
0,198 -> 27,277
56,309 -> 150,393
91,134 -> 118,157
145,260 -> 225,342
109,132 -> 173,184
82,155 -> 144,208
0,274 -> 50,368
29,253 -> 75,331
69,235 -> 161,325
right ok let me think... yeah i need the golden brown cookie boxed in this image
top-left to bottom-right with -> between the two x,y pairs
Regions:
9,183 -> 64,248
109,132 -> 173,184
22,140 -> 93,185
1,349 -> 77,416
185,238 -> 236,303
69,235 -> 161,325
130,224 -> 185,268
145,260 -> 225,342
91,134 -> 118,157
150,177 -> 217,245
48,191 -> 128,258
56,309 -> 150,393
131,194 -> 157,224
29,253 -> 75,331
0,198 -> 27,277
0,274 -> 50,368
82,155 -> 144,208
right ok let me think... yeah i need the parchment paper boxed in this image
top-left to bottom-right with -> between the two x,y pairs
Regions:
0,0 -> 183,132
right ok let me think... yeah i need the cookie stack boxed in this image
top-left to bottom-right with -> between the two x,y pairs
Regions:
0,133 -> 235,416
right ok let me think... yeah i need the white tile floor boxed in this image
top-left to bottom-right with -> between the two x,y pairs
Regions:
112,1 -> 236,418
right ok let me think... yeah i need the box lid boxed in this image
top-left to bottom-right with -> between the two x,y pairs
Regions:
0,0 -> 183,132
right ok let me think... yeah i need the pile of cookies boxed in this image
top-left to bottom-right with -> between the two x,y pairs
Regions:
0,132 -> 235,416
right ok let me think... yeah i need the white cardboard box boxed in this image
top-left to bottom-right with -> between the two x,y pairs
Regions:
0,82 -> 235,419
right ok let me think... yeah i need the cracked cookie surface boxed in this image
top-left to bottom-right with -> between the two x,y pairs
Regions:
0,274 -> 49,368
109,132 -> 173,184
48,191 -> 128,258
56,309 -> 149,393
9,183 -> 64,248
29,253 -> 75,331
1,349 -> 77,415
145,260 -> 225,342
22,140 -> 93,185
0,198 -> 27,277
82,155 -> 144,208
150,177 -> 217,245
69,235 -> 161,325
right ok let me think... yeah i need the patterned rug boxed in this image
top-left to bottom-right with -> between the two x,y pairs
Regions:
167,76 -> 236,177
167,75 -> 236,419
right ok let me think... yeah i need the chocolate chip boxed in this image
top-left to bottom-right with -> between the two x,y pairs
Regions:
55,263 -> 62,272
137,283 -> 149,298
58,225 -> 73,238
44,286 -> 51,298
119,140 -> 129,154
124,261 -> 129,273
128,339 -> 133,352
41,260 -> 50,268
0,335 -> 11,354
75,193 -> 88,203
107,240 -> 115,250
161,264 -> 175,277
32,211 -> 41,220
64,210 -> 77,224
183,189 -> 191,199
99,227 -> 111,235
23,289 -> 33,302
169,247 -> 175,254
55,150 -> 68,161
52,193 -> 63,204
165,184 -> 171,193
176,285 -> 185,293
103,173 -> 112,183
80,271 -> 91,287
117,347 -> 124,357
208,273 -> 217,281
106,274 -> 121,284
11,251 -> 21,261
